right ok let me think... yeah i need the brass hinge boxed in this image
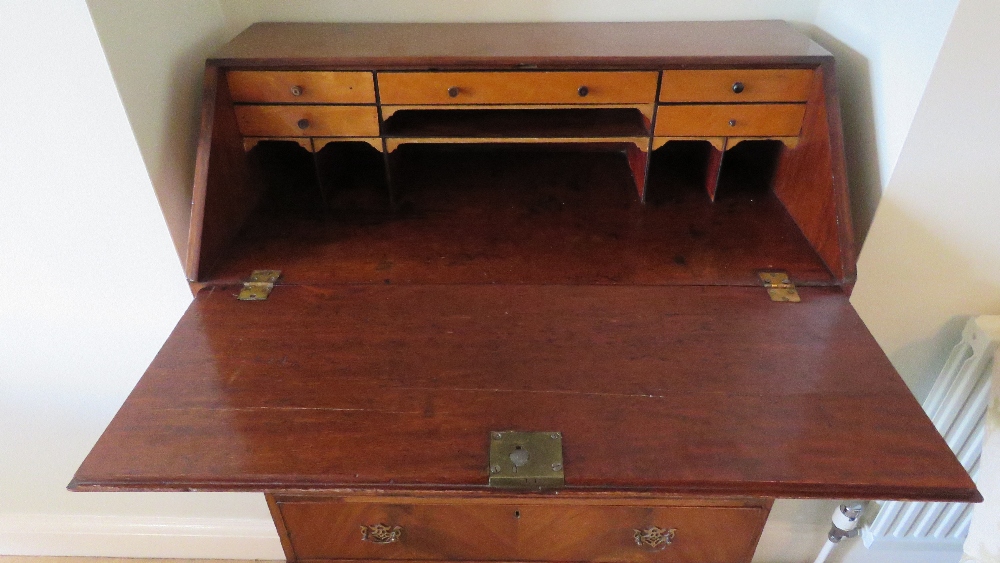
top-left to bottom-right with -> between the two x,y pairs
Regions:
759,271 -> 800,302
238,270 -> 281,301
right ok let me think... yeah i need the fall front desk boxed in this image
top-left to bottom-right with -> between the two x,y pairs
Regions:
71,21 -> 978,563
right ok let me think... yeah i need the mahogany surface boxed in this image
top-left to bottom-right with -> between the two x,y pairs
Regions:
206,148 -> 834,287
211,21 -> 830,67
71,284 -> 978,502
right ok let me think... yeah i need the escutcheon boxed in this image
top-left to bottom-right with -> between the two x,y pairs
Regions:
360,523 -> 403,544
634,526 -> 676,550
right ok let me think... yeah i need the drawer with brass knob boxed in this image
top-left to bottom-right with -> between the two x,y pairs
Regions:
271,496 -> 769,562
233,104 -> 380,137
377,71 -> 659,105
227,71 -> 376,104
654,103 -> 806,137
659,69 -> 813,103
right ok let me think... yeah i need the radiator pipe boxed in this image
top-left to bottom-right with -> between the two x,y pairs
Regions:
813,502 -> 866,563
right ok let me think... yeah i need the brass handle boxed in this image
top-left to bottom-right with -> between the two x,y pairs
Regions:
634,526 -> 676,550
361,523 -> 403,544
290,85 -> 303,96
448,86 -> 460,97
577,85 -> 589,97
297,118 -> 310,130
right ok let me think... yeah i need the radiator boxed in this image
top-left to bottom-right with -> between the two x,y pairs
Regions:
863,316 -> 997,549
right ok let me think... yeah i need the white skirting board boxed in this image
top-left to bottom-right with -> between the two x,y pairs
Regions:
0,514 -> 285,559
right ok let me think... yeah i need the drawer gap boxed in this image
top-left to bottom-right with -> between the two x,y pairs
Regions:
382,108 -> 650,138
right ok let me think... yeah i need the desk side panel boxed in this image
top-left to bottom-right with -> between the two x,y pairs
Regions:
186,64 -> 263,282
773,62 -> 855,284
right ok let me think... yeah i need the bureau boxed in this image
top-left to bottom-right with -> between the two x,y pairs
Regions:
72,22 -> 979,563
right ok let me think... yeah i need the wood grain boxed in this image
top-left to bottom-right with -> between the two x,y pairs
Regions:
234,105 -> 379,137
210,22 -> 830,67
205,149 -> 834,286
654,103 -> 806,137
378,72 -> 658,105
772,64 -> 850,282
277,498 -> 768,562
660,69 -> 814,102
228,71 -> 375,104
69,284 -> 979,503
185,65 -> 263,282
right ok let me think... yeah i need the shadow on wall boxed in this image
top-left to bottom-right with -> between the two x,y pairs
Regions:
86,1 -> 243,269
803,25 -> 882,250
850,196 -> 1000,403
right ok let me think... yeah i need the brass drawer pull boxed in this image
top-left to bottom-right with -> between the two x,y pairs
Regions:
360,523 -> 403,544
634,526 -> 676,550
290,85 -> 303,96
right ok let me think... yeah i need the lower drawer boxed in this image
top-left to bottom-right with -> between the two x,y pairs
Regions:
275,499 -> 768,562
654,103 -> 806,137
234,105 -> 380,137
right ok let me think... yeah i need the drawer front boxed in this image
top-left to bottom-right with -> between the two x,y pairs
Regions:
654,104 -> 806,137
377,72 -> 659,105
660,69 -> 813,102
228,71 -> 376,104
278,500 -> 766,562
234,105 -> 380,137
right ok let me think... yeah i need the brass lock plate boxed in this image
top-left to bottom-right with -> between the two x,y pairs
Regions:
488,431 -> 564,489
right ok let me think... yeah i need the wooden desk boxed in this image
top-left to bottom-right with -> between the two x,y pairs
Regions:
72,22 -> 978,563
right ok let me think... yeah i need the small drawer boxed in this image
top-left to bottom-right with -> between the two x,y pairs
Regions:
377,71 -> 659,105
234,105 -> 380,137
654,104 -> 806,137
277,499 -> 767,562
227,71 -> 376,104
660,69 -> 813,103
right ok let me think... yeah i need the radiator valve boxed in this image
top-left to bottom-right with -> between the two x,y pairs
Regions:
828,502 -> 865,542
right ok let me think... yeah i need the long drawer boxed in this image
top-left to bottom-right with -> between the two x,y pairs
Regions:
228,71 -> 376,104
654,104 -> 806,137
275,499 -> 767,562
234,105 -> 380,137
660,69 -> 813,103
377,72 -> 659,105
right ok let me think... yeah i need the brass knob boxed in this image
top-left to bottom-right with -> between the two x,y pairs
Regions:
732,81 -> 745,94
297,118 -> 310,130
578,85 -> 589,97
361,523 -> 403,544
634,526 -> 676,550
728,119 -> 737,127
448,86 -> 460,98
290,85 -> 303,96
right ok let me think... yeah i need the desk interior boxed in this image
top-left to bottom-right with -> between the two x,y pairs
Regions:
205,142 -> 834,286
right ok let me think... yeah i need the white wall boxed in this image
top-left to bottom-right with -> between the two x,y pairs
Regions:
811,0 -> 960,242
0,0 -> 280,558
85,0 -> 241,262
849,0 -> 1000,402
2,0 -> 992,561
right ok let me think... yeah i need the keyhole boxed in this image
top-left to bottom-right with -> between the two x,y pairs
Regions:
514,510 -> 521,519
509,445 -> 530,468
